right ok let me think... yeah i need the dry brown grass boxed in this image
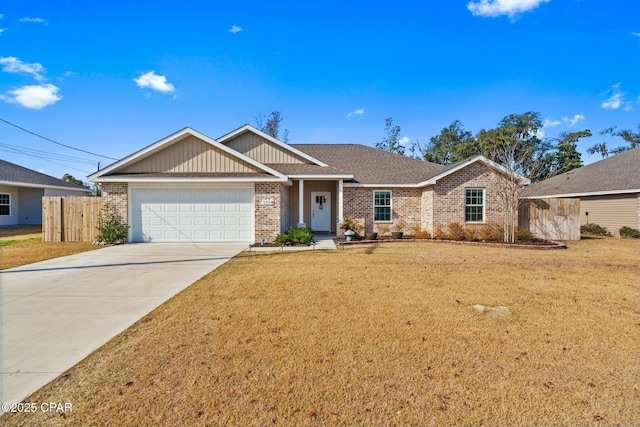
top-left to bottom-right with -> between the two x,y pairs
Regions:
0,226 -> 101,270
3,238 -> 639,426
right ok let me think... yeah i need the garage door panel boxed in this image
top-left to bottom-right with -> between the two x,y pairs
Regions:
132,187 -> 254,242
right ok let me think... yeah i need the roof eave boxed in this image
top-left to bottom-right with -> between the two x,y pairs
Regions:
0,180 -> 92,193
524,188 -> 640,199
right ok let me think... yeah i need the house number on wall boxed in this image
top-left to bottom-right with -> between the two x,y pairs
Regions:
260,199 -> 275,206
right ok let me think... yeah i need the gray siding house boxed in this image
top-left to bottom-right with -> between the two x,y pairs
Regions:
0,159 -> 92,226
524,147 -> 640,237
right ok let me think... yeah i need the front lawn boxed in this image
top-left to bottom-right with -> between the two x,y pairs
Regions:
3,238 -> 639,426
0,225 -> 101,270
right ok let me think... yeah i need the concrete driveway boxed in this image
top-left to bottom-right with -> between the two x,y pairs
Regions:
1,242 -> 246,406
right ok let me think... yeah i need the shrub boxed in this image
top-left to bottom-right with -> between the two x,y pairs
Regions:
96,203 -> 129,244
515,228 -> 535,242
479,223 -> 504,241
447,222 -> 466,241
376,224 -> 391,237
580,223 -> 611,237
619,226 -> 640,239
275,227 -> 315,245
434,227 -> 448,240
465,225 -> 481,242
342,215 -> 364,236
412,224 -> 431,240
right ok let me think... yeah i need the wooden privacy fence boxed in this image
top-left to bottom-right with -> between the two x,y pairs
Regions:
42,196 -> 102,242
518,197 -> 580,241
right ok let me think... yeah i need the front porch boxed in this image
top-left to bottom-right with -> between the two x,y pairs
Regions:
288,179 -> 344,234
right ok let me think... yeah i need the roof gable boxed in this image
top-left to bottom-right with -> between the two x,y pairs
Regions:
219,125 -> 328,166
89,128 -> 289,182
119,134 -> 262,174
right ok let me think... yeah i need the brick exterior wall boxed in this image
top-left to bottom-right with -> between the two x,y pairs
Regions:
432,162 -> 507,232
421,188 -> 434,234
255,182 -> 285,242
100,182 -> 128,223
343,187 -> 422,234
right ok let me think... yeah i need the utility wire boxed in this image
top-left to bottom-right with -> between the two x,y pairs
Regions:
0,117 -> 119,161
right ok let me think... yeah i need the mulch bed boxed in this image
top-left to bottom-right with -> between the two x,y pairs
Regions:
335,237 -> 567,250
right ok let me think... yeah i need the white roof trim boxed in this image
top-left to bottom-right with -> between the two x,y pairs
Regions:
88,127 -> 289,183
0,180 -> 92,193
217,124 -> 329,167
417,155 -> 531,186
344,182 -> 423,188
96,176 -> 291,184
524,188 -> 640,199
289,174 -> 354,180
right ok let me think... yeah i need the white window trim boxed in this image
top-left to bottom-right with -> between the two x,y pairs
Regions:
0,193 -> 10,216
373,190 -> 392,223
465,188 -> 485,223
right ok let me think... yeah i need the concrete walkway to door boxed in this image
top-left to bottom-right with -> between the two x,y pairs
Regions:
1,242 -> 246,407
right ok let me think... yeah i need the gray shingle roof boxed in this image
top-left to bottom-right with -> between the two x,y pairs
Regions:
292,144 -> 447,184
524,147 -> 640,197
265,163 -> 352,176
0,159 -> 91,190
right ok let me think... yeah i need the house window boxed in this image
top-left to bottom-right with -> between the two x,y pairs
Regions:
374,191 -> 391,222
465,188 -> 484,222
0,194 -> 9,216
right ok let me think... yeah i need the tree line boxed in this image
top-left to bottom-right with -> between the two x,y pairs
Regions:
379,113 -> 639,183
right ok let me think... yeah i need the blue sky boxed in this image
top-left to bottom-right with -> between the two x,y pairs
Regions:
0,0 -> 638,181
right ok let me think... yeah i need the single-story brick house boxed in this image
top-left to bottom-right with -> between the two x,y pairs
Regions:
0,159 -> 92,226
523,146 -> 640,237
88,125 -> 528,243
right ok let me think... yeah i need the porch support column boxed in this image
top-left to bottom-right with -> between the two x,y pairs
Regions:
297,179 -> 306,228
338,179 -> 344,224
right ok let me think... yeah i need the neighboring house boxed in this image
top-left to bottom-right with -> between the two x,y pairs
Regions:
523,147 -> 640,237
0,159 -> 92,226
88,125 -> 528,243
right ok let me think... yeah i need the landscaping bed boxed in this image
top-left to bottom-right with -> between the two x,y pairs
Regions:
336,236 -> 566,250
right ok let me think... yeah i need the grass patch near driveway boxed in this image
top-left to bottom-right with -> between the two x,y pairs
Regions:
0,225 -> 101,270
4,239 -> 639,426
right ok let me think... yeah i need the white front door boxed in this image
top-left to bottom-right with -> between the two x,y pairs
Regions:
311,191 -> 331,231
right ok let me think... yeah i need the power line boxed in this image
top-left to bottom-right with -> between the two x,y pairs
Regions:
0,117 -> 119,161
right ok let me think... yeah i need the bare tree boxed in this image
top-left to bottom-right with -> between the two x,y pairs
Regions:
255,110 -> 290,143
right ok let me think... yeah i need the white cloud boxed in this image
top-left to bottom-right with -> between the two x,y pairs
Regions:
467,0 -> 550,19
399,136 -> 411,146
133,71 -> 175,94
19,17 -> 46,24
0,84 -> 62,109
563,114 -> 585,126
0,28 -> 6,35
230,25 -> 243,34
633,32 -> 640,38
601,82 -> 630,110
346,108 -> 365,118
0,56 -> 45,80
543,118 -> 561,127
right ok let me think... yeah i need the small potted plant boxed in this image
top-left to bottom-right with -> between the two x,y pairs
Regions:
391,220 -> 405,239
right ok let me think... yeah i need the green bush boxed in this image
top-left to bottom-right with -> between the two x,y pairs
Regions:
275,227 -> 315,245
515,228 -> 535,242
97,203 -> 129,244
580,223 -> 611,237
619,226 -> 640,239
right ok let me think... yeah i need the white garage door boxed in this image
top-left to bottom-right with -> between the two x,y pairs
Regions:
131,187 -> 254,242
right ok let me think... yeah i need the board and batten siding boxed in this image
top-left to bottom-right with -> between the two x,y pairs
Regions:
580,193 -> 639,237
226,132 -> 307,164
121,135 -> 261,173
